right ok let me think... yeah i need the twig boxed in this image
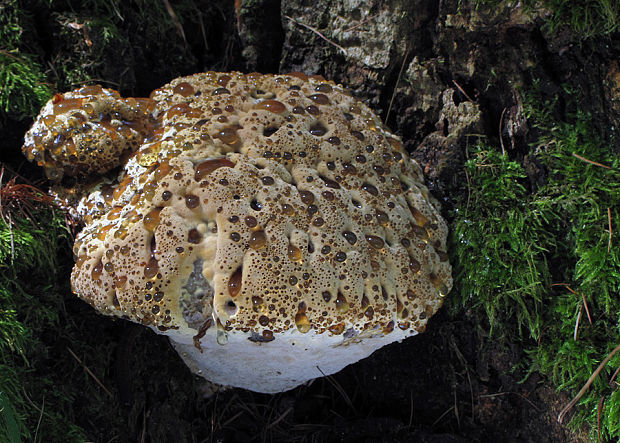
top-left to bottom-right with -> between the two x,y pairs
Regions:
432,405 -> 454,427
597,396 -> 604,442
610,366 -> 620,385
385,48 -> 410,125
479,391 -> 541,411
558,343 -> 620,423
574,304 -> 582,341
464,168 -> 472,217
266,406 -> 292,429
499,107 -> 507,156
452,80 -> 474,102
67,347 -> 114,397
316,366 -> 355,411
571,153 -> 611,169
607,207 -> 612,254
343,13 -> 380,32
284,16 -> 347,55
162,0 -> 187,46
34,395 -> 44,443
552,283 -> 592,325
407,390 -> 414,427
221,410 -> 244,427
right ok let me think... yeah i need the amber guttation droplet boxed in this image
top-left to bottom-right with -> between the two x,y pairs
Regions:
320,175 -> 340,189
244,215 -> 257,227
408,204 -> 430,226
309,122 -> 327,136
113,275 -> 127,289
188,228 -> 202,244
255,100 -> 286,114
262,330 -> 274,341
173,82 -> 195,97
252,296 -> 264,312
92,259 -> 103,280
364,306 -> 374,319
215,127 -> 240,146
194,157 -> 235,181
287,244 -> 302,261
328,323 -> 345,335
143,207 -> 163,232
322,291 -> 332,302
295,302 -> 311,333
409,257 -> 421,273
361,183 -> 379,196
308,94 -> 330,105
366,235 -> 385,250
299,190 -> 315,204
228,268 -> 243,297
144,257 -> 159,279
101,185 -> 114,204
383,320 -> 395,334
258,315 -> 270,326
335,292 -> 349,313
213,87 -> 231,95
281,204 -> 294,215
53,98 -> 83,114
315,83 -> 333,93
185,194 -> 200,209
154,161 -> 172,180
429,272 -> 449,296
249,230 -> 267,250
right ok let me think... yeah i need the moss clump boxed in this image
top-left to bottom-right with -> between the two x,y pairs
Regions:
0,0 -> 52,121
450,85 -> 620,439
475,0 -> 620,39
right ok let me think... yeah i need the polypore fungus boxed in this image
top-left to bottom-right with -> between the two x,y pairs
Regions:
24,72 -> 452,393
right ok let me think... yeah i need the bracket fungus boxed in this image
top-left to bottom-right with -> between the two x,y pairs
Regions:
24,72 -> 452,393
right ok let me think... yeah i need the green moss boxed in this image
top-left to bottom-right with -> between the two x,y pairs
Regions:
0,208 -> 87,441
475,0 -> 620,39
450,85 -> 620,439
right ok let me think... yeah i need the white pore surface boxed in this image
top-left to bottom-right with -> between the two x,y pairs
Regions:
166,325 -> 413,393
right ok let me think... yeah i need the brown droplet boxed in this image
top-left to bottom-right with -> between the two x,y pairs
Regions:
335,292 -> 349,313
173,82 -> 195,97
365,235 -> 385,249
309,122 -> 327,136
315,84 -> 333,93
295,303 -> 311,333
92,259 -> 103,280
144,257 -> 159,279
299,190 -> 315,204
308,94 -> 330,105
188,229 -> 202,244
312,217 -> 325,227
244,216 -> 257,227
327,136 -> 341,145
255,100 -> 286,114
228,268 -> 243,297
287,244 -> 302,261
194,157 -> 235,181
320,175 -> 340,189
409,258 -> 421,273
185,194 -> 200,209
215,127 -> 240,146
258,315 -> 270,326
262,330 -> 274,341
322,291 -> 332,302
212,87 -> 231,95
342,231 -> 357,245
364,306 -> 374,319
281,203 -> 295,215
334,252 -> 347,262
361,183 -> 378,196
408,204 -> 430,226
429,272 -> 449,296
328,323 -> 345,335
383,320 -> 395,334
249,230 -> 267,250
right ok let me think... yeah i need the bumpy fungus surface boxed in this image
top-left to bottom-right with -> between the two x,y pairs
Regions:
24,72 -> 452,393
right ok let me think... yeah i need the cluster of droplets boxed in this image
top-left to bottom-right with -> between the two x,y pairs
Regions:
51,71 -> 451,342
23,84 -> 158,179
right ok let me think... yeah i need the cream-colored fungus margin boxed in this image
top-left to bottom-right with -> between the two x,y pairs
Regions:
23,72 -> 452,393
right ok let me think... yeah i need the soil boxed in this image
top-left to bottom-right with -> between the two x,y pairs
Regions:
3,0 -> 619,441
